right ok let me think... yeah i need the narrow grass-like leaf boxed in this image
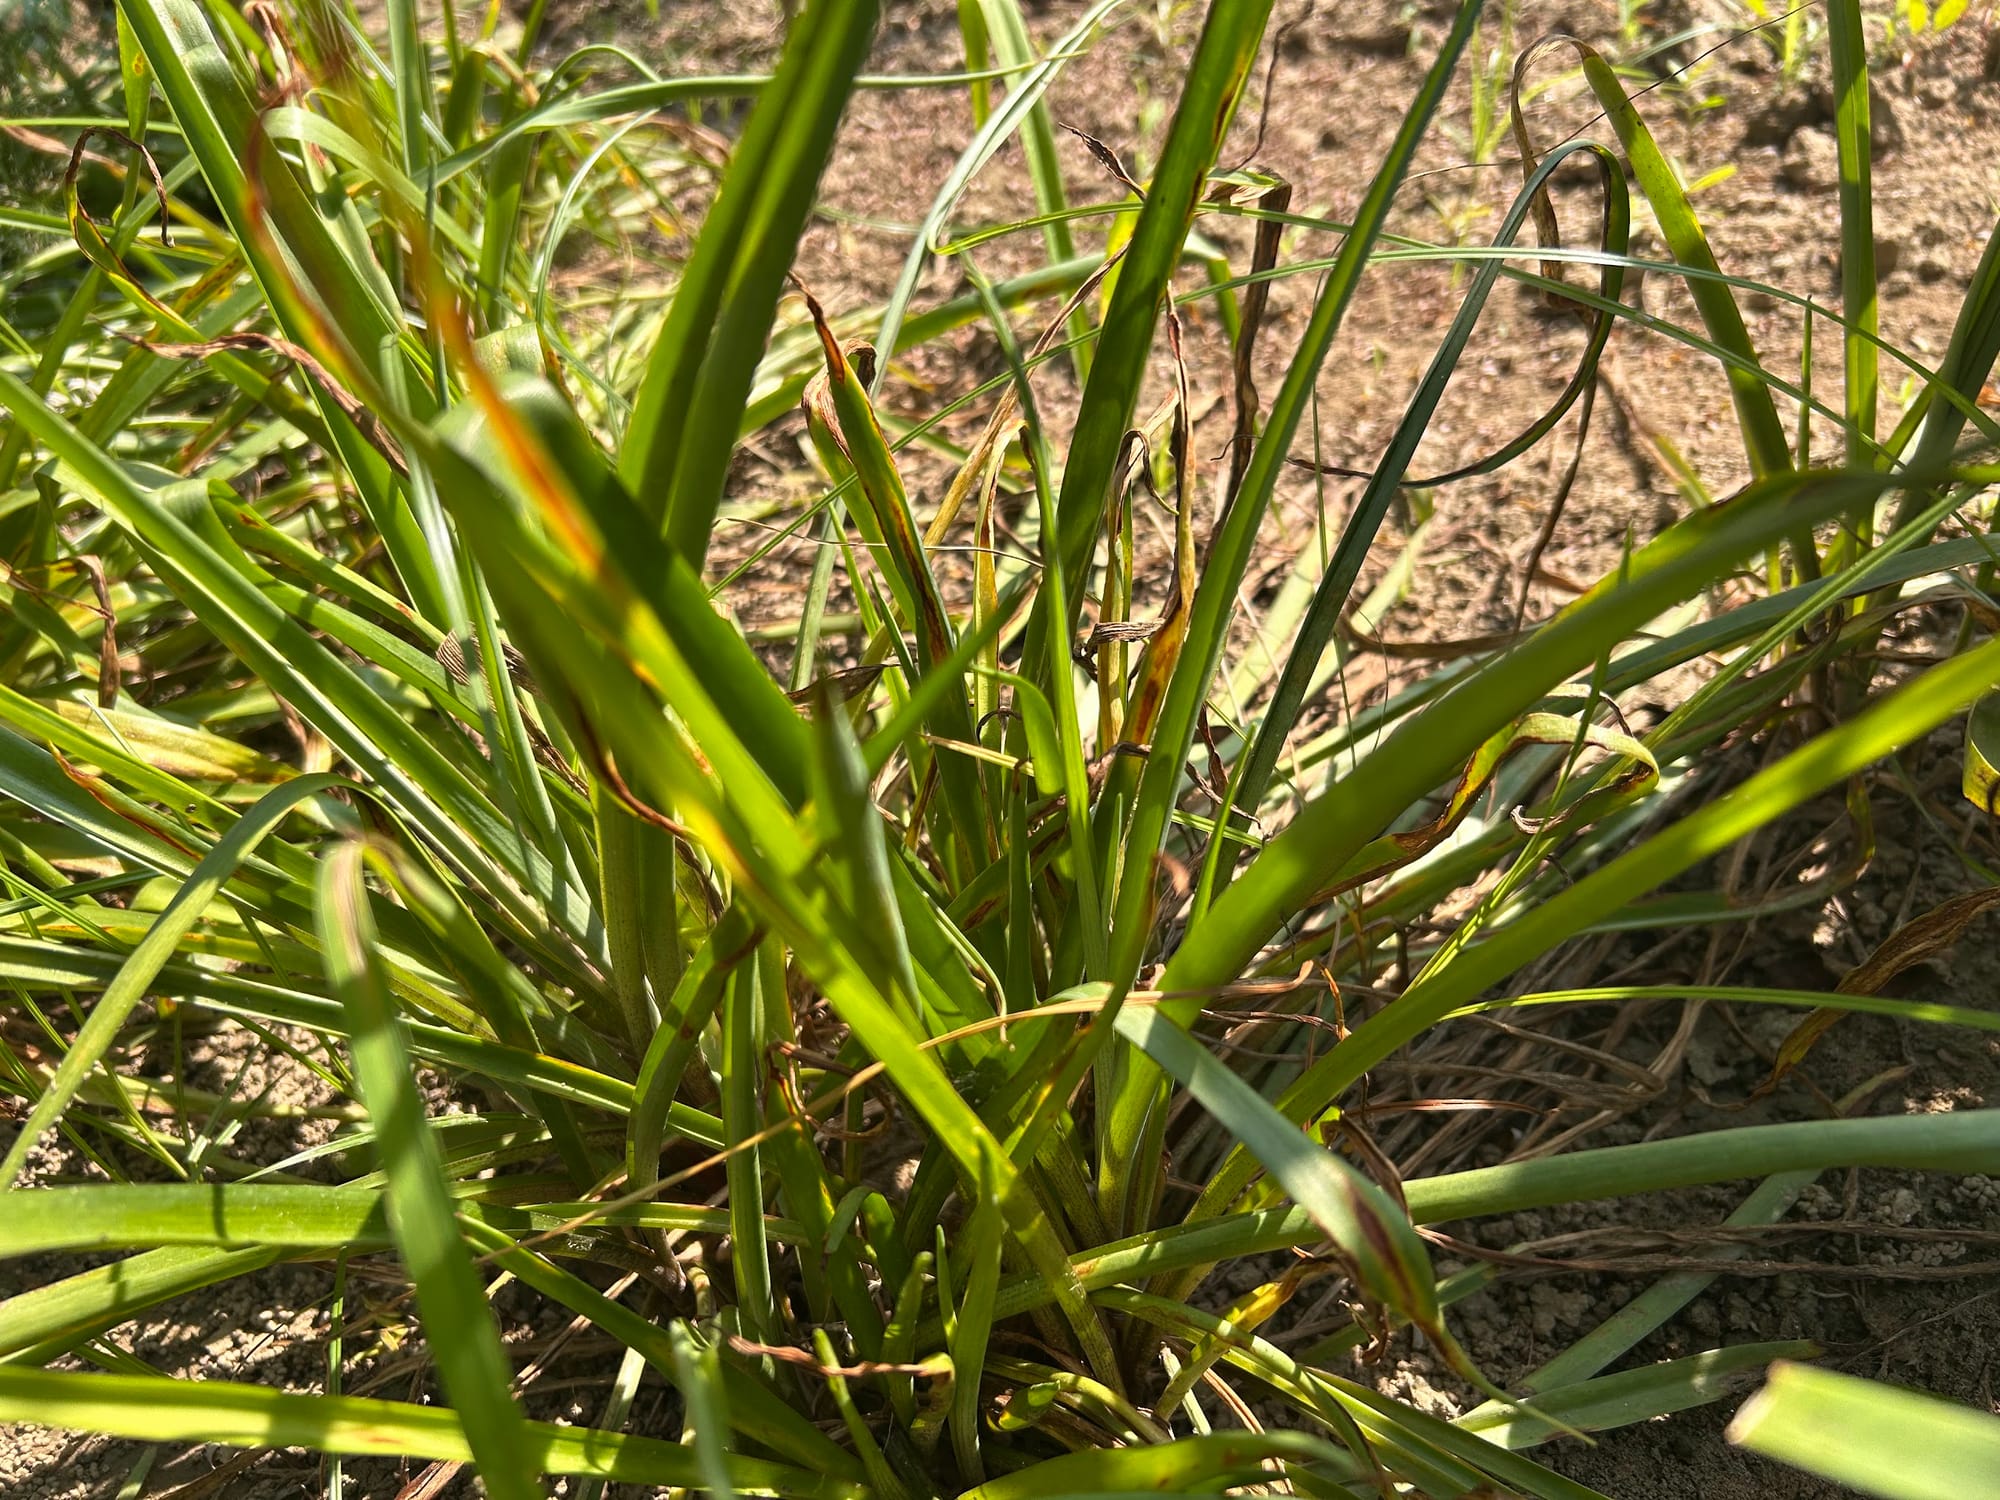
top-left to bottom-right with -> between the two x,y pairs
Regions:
1537,36 -> 1790,479
1729,1363 -> 2000,1500
1461,1341 -> 1817,1449
1222,630 -> 2000,1200
118,0 -> 444,617
457,1217 -> 859,1475
962,1430 -> 1355,1500
948,1193 -> 1004,1482
668,1321 -> 739,1500
623,0 -> 879,565
722,953 -> 777,1342
1165,469 -> 1920,1008
0,1246 -> 279,1361
1826,0 -> 1877,469
317,841 -> 535,1500
0,363 -> 590,955
1095,0 -> 1490,1230
970,1107 -> 2000,1329
0,1185 -> 385,1257
1038,0 -> 1273,634
0,773 -> 347,1189
1210,140 -> 1627,907
0,1368 -> 857,1496
1112,1006 -> 1445,1333
872,0 -> 1119,390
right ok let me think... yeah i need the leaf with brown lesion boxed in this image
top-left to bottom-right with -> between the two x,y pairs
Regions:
1758,883 -> 2000,1098
139,333 -> 408,478
1308,711 -> 1660,906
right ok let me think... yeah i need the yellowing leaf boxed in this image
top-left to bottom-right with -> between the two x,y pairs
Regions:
1964,691 -> 2000,812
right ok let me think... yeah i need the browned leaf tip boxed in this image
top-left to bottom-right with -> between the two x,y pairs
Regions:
1083,619 -> 1164,648
140,331 -> 410,477
1228,177 -> 1293,501
789,273 -> 847,378
1757,884 -> 2000,1098
725,1334 -> 938,1380
785,662 -> 888,709
66,126 -> 172,248
1059,122 -> 1143,198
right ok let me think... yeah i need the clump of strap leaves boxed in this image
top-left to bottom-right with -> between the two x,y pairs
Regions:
1,1 -> 1999,1497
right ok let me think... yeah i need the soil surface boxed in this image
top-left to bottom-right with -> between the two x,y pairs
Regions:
7,0 -> 2000,1495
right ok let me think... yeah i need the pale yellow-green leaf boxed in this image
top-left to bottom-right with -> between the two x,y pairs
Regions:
1963,692 -> 2000,812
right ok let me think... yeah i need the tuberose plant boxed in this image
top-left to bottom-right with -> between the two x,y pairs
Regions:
2,0 -> 1998,1496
